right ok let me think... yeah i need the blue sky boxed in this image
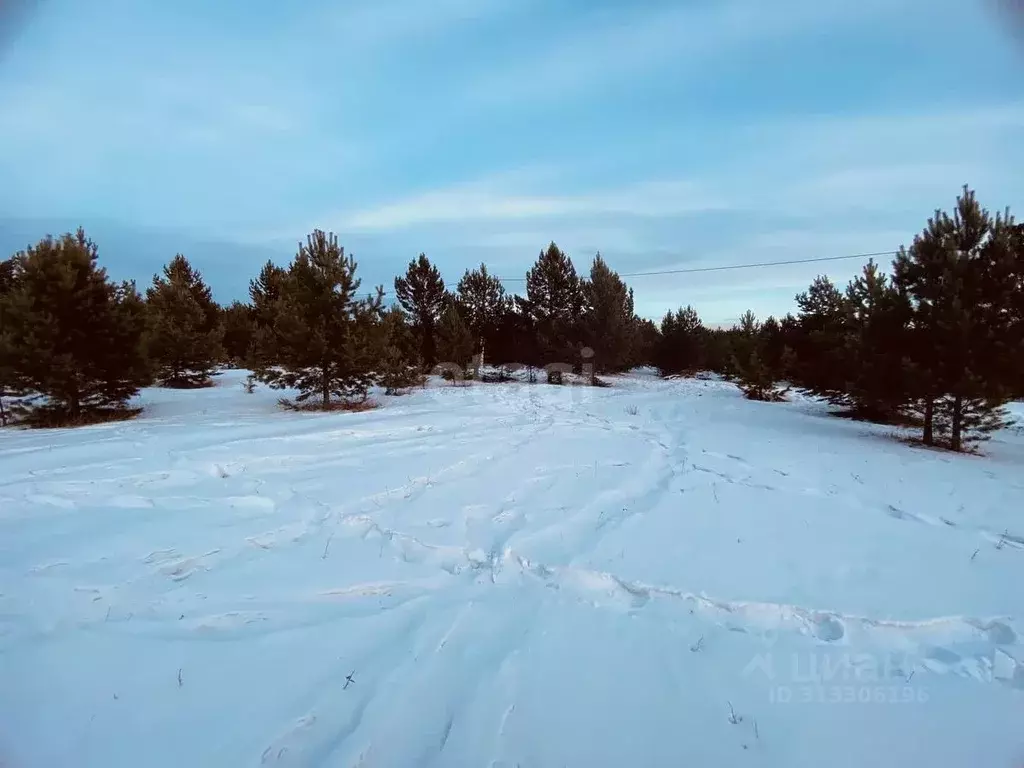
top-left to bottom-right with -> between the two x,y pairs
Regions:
1,0 -> 1022,324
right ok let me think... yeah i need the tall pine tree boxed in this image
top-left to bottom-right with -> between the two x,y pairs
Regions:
581,254 -> 636,375
436,298 -> 475,379
2,229 -> 150,423
841,259 -> 912,422
253,230 -> 381,407
791,275 -> 851,404
248,260 -> 288,368
145,254 -> 223,387
456,263 -> 508,370
522,242 -> 583,383
394,254 -> 447,370
893,186 -> 1016,450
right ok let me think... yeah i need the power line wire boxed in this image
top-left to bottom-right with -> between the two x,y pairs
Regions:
492,249 -> 900,283
371,247 -> 899,298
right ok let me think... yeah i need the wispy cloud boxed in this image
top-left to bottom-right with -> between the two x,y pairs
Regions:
325,101 -> 1024,237
333,178 -> 726,232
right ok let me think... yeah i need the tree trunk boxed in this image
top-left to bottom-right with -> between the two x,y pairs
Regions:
922,397 -> 934,446
422,322 -> 436,370
950,392 -> 963,452
67,373 -> 82,420
322,366 -> 330,407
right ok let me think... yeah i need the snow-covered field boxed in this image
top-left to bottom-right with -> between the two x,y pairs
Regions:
2,370 -> 1024,768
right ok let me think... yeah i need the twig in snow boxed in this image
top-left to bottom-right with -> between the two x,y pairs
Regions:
995,530 -> 1008,550
713,484 -> 720,504
753,719 -> 759,740
322,534 -> 334,560
970,548 -> 980,561
727,701 -> 742,724
690,635 -> 704,653
177,668 -> 183,688
906,669 -> 915,683
105,606 -> 111,622
344,671 -> 356,690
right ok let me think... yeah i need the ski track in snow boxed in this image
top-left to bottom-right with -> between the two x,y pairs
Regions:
2,369 -> 1024,767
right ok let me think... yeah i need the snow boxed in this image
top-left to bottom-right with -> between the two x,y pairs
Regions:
2,369 -> 1024,767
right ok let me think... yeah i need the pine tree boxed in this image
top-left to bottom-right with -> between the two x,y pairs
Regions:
436,298 -> 475,380
1007,223 -> 1024,397
758,316 -> 783,374
792,275 -> 851,404
737,309 -> 758,337
753,315 -> 797,383
581,253 -> 636,376
893,186 -> 1017,450
522,242 -> 584,383
2,229 -> 150,423
841,259 -> 912,422
491,299 -> 539,381
456,263 -> 508,370
253,230 -> 381,407
702,327 -> 734,376
221,301 -> 255,366
656,305 -> 705,376
145,254 -> 223,387
394,254 -> 447,370
735,348 -> 787,402
248,260 -> 288,368
376,306 -> 421,394
630,318 -> 661,370
0,256 -> 24,425
724,311 -> 787,400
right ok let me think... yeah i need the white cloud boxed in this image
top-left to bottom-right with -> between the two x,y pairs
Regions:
333,178 -> 726,232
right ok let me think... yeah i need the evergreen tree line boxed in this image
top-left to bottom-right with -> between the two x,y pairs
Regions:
1,185 -> 1021,451
693,186 -> 1024,451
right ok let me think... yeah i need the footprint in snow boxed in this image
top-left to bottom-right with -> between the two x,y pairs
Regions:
808,613 -> 845,643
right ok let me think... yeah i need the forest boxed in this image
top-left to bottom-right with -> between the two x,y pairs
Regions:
1,185 -> 1022,453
